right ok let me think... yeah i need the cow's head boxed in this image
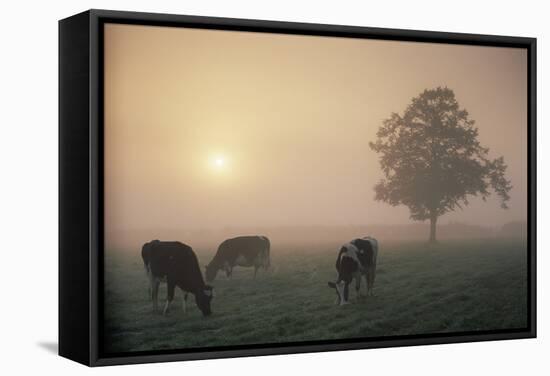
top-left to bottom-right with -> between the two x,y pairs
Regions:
195,285 -> 214,316
141,239 -> 160,265
205,263 -> 218,283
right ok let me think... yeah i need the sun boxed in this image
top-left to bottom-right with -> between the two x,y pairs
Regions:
215,157 -> 225,167
209,154 -> 229,172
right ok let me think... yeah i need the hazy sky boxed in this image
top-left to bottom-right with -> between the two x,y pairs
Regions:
104,23 -> 527,234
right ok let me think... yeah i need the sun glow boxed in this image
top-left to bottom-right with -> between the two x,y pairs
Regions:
209,154 -> 229,172
215,157 -> 225,167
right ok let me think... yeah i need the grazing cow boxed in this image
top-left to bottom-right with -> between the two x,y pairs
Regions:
328,236 -> 379,305
141,240 -> 214,316
205,236 -> 270,282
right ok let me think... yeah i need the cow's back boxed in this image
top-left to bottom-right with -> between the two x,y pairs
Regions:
221,236 -> 266,250
216,236 -> 269,264
351,238 -> 375,269
149,242 -> 204,287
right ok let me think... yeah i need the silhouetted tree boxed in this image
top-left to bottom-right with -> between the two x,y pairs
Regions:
369,87 -> 512,242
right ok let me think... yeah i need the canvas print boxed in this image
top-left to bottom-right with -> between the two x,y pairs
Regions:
103,23 -> 528,354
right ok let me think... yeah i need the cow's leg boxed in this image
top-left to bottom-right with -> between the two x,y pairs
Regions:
371,266 -> 377,296
367,267 -> 376,296
182,293 -> 188,314
146,269 -> 153,300
342,282 -> 351,305
366,269 -> 372,296
334,280 -> 345,305
338,280 -> 351,305
360,272 -> 368,297
163,281 -> 176,316
263,250 -> 270,271
334,294 -> 340,305
355,274 -> 362,299
152,278 -> 160,312
254,265 -> 259,278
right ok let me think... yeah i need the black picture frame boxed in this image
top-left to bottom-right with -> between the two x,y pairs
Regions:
59,9 -> 537,367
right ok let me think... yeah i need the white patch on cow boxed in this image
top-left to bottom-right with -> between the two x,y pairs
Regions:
335,281 -> 345,305
223,262 -> 232,278
235,254 -> 248,266
341,243 -> 361,265
163,300 -> 170,315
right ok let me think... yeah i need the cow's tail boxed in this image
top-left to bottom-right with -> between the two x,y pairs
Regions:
265,237 -> 271,268
141,247 -> 150,275
143,260 -> 150,274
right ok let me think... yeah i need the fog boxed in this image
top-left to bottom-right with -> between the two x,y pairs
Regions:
104,24 -> 527,251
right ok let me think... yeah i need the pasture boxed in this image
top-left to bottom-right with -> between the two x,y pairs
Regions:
103,238 -> 527,353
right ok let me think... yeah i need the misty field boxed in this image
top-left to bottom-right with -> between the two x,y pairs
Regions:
103,238 -> 527,353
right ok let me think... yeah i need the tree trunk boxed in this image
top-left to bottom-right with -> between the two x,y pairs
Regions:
429,213 -> 437,243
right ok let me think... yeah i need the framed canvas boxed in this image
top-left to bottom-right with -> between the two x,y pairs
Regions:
59,9 -> 537,366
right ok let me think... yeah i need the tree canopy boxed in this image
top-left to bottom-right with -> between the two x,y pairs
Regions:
369,87 -> 512,242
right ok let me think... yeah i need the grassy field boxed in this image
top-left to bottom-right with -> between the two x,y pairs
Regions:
103,238 -> 528,353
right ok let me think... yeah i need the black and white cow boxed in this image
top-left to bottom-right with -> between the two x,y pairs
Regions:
142,240 -> 214,316
328,236 -> 379,305
205,236 -> 270,282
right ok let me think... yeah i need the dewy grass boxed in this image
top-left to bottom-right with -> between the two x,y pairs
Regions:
103,238 -> 527,353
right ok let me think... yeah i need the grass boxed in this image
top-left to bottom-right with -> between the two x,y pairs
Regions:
103,238 -> 528,353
